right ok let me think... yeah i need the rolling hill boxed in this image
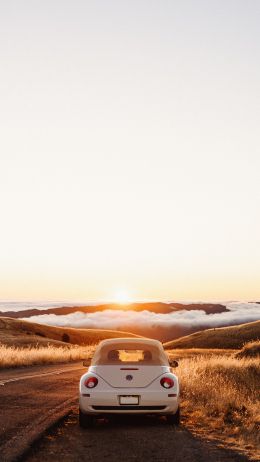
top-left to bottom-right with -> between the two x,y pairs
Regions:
164,320 -> 260,349
0,317 -> 140,347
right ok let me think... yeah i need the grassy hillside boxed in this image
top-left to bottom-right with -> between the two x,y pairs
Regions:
0,317 -> 139,347
164,320 -> 260,349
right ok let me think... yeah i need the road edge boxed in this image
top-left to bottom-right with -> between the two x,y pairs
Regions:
1,397 -> 78,462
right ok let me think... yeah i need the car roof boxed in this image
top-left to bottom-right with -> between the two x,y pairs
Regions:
91,337 -> 168,365
98,337 -> 163,347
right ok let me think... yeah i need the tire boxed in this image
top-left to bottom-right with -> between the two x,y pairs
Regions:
166,407 -> 180,425
79,409 -> 95,428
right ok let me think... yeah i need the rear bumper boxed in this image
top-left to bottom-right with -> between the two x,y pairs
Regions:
79,390 -> 179,415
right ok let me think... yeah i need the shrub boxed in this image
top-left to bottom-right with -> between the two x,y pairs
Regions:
35,331 -> 46,338
62,333 -> 70,343
235,340 -> 260,359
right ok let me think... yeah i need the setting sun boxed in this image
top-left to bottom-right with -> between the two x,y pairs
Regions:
113,290 -> 133,305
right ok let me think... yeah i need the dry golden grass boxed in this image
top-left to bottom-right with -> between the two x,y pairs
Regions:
164,320 -> 260,350
0,317 -> 141,369
235,340 -> 260,359
168,348 -> 236,360
0,343 -> 95,368
176,350 -> 260,460
0,317 -> 139,348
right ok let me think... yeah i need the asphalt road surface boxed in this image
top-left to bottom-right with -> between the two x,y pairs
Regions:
25,412 -> 250,462
0,362 -> 84,462
0,363 -> 251,462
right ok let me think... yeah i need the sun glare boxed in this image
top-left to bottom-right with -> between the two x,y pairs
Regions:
113,290 -> 132,305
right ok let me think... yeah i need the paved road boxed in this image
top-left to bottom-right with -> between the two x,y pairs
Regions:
0,363 -> 251,462
0,362 -> 84,462
24,411 -> 250,462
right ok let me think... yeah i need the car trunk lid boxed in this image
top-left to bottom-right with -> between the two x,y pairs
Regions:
91,365 -> 169,388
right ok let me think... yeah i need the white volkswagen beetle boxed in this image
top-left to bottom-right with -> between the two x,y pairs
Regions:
79,338 -> 180,427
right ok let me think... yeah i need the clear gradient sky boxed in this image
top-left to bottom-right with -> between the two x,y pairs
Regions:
0,1 -> 259,302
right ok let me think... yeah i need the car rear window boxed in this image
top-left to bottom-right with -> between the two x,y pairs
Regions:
91,343 -> 169,366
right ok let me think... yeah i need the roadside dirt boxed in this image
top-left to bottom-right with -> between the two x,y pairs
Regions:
24,411 -> 251,462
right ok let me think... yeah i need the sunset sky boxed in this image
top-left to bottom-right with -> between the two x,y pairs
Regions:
0,1 -> 259,302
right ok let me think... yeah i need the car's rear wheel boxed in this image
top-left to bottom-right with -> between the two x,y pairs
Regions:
166,407 -> 180,425
79,409 -> 95,428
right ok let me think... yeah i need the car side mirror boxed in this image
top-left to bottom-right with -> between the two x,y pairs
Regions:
83,358 -> 91,367
170,359 -> 179,368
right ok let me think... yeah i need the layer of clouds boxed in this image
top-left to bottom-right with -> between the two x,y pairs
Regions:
0,300 -> 98,313
24,302 -> 260,332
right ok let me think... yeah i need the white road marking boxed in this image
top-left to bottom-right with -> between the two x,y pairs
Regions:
0,366 -> 83,386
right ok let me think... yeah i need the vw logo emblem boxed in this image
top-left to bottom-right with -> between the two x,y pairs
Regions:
126,374 -> 133,381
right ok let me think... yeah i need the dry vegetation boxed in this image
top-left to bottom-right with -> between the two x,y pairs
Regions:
0,343 -> 95,368
0,317 -> 139,369
174,345 -> 260,461
235,339 -> 260,359
164,320 -> 260,349
0,317 -> 139,348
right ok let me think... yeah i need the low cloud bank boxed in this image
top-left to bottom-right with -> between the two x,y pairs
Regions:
24,303 -> 260,341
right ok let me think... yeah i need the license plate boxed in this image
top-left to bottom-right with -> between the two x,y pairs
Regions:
119,395 -> 139,405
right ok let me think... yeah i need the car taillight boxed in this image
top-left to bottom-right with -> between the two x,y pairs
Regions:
84,376 -> 98,388
160,377 -> 174,389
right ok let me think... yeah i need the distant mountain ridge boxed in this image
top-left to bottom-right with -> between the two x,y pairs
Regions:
0,302 -> 228,319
